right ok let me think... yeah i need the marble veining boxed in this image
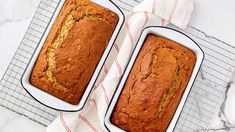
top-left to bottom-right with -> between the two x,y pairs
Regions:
0,0 -> 235,132
193,74 -> 235,132
201,72 -> 235,132
216,72 -> 235,131
0,106 -> 44,132
0,17 -> 30,26
0,0 -> 44,131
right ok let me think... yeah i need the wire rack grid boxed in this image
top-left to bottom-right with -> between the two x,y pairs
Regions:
0,0 -> 234,131
0,0 -> 61,126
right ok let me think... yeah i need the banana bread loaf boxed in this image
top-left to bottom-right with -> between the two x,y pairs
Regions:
111,34 -> 196,131
30,0 -> 118,104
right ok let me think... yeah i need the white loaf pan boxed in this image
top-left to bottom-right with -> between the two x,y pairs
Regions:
21,0 -> 124,111
104,26 -> 204,132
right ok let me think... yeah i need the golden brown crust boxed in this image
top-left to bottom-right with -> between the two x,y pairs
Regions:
30,0 -> 118,104
111,34 -> 196,132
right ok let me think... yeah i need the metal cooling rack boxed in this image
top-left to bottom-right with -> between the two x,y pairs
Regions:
0,0 -> 61,126
173,26 -> 234,131
0,0 -> 234,131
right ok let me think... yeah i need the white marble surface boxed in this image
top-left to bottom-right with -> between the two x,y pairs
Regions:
0,0 -> 44,131
0,0 -> 40,78
208,74 -> 235,131
190,0 -> 235,45
0,106 -> 44,132
0,0 -> 234,132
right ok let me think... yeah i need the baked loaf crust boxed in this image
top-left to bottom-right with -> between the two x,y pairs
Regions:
111,34 -> 196,131
30,0 -> 118,104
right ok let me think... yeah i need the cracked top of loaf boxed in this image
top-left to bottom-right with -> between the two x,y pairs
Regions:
30,0 -> 118,104
111,34 -> 196,131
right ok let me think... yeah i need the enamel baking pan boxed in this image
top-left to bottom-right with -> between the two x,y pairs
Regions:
21,0 -> 124,111
104,26 -> 204,132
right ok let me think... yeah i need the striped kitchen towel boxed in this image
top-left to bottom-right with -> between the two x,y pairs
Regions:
47,0 -> 194,131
